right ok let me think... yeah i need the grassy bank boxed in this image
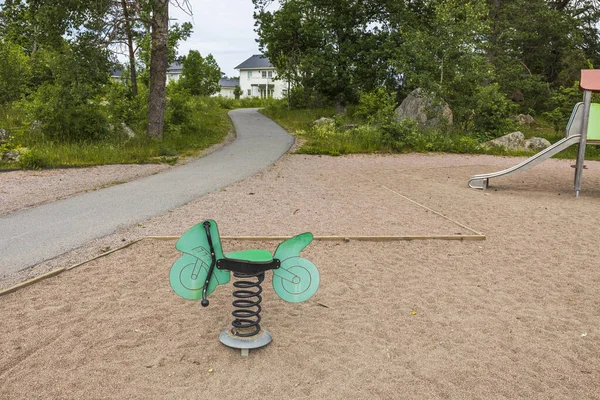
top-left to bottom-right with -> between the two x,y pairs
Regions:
0,96 -> 273,170
261,105 -> 600,161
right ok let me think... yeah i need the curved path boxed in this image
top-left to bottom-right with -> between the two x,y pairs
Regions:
0,109 -> 294,276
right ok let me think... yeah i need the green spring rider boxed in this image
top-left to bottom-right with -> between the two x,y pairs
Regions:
170,220 -> 320,355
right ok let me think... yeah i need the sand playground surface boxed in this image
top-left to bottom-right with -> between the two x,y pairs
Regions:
1,152 -> 600,399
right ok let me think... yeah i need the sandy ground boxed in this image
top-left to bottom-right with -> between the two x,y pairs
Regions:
1,152 -> 600,399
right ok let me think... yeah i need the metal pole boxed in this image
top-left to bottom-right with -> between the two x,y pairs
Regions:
574,90 -> 592,197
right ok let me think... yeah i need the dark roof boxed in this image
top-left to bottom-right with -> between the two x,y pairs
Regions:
219,78 -> 239,88
168,62 -> 183,73
235,54 -> 273,70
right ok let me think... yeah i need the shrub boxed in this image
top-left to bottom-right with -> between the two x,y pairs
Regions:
354,88 -> 397,124
470,84 -> 517,140
289,85 -> 330,109
380,118 -> 418,151
234,85 -> 243,99
543,82 -> 584,134
27,82 -> 109,142
102,81 -> 147,131
18,148 -> 51,169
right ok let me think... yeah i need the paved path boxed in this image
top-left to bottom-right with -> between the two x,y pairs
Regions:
0,109 -> 294,276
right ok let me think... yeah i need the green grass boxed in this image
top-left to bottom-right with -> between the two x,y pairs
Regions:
0,97 -> 232,169
297,124 -> 387,156
260,106 -> 336,133
261,105 -> 600,160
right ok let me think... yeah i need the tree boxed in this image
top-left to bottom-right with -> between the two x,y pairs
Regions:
180,50 -> 221,96
233,85 -> 243,99
147,0 -> 169,140
254,0 -> 489,113
484,0 -> 594,112
119,0 -> 140,96
0,39 -> 31,104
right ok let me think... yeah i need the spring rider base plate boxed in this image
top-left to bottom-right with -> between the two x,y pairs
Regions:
219,329 -> 272,356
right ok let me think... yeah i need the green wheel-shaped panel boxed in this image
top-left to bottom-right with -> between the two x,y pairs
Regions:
170,253 -> 228,300
272,257 -> 320,303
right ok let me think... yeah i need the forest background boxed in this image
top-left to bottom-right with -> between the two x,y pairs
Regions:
1,0 -> 600,168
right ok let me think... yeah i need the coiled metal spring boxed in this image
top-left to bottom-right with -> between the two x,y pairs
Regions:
231,271 -> 264,337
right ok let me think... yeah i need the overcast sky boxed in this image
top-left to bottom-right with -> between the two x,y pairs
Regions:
171,1 -> 277,78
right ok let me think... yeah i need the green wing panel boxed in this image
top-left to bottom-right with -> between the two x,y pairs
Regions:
274,232 -> 314,260
176,220 -> 225,260
588,103 -> 600,140
170,220 -> 230,300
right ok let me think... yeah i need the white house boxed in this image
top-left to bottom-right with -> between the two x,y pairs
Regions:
217,78 -> 239,98
167,62 -> 183,82
235,55 -> 288,99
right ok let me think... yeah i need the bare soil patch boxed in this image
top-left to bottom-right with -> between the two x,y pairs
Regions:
1,153 -> 600,399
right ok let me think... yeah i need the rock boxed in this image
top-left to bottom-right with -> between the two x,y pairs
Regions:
29,121 -> 43,132
394,88 -> 452,128
0,128 -> 7,144
511,90 -> 524,104
120,123 -> 136,138
1,151 -> 21,162
109,123 -> 136,138
314,117 -> 334,125
523,137 -> 551,151
483,131 -> 525,150
517,114 -> 535,125
483,132 -> 551,152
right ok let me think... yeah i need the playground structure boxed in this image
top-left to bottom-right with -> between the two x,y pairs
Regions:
469,69 -> 600,197
169,220 -> 320,355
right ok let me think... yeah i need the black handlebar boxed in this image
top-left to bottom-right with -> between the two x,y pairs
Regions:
201,221 -> 217,307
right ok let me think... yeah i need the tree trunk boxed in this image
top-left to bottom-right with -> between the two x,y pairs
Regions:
147,0 -> 169,140
121,0 -> 138,96
334,96 -> 346,114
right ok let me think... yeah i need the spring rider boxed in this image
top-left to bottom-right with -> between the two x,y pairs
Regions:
169,220 -> 320,355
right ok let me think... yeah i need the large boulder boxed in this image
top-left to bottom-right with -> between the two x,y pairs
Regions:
394,88 -> 453,128
108,123 -> 136,138
483,131 -> 551,152
1,150 -> 21,162
29,121 -> 43,133
523,137 -> 551,151
314,117 -> 335,126
484,131 -> 525,150
516,114 -> 535,125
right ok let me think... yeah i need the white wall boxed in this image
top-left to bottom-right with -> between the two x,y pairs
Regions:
237,68 -> 288,99
167,73 -> 181,82
218,87 -> 236,98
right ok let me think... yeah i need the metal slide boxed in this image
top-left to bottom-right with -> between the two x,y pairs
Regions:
468,134 -> 582,189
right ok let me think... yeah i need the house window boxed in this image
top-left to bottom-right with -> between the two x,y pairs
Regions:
262,71 -> 267,78
268,71 -> 273,78
247,89 -> 251,96
248,71 -> 252,78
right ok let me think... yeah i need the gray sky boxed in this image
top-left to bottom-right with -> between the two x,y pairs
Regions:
171,0 -> 276,78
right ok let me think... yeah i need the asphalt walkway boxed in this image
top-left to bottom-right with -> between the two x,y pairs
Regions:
0,108 -> 294,276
